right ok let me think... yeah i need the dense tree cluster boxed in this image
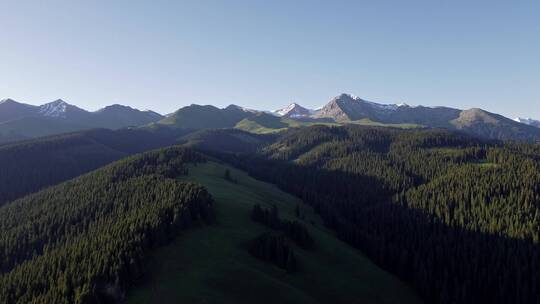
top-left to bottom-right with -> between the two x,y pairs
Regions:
211,125 -> 540,304
249,233 -> 298,273
0,147 -> 214,304
251,204 -> 314,249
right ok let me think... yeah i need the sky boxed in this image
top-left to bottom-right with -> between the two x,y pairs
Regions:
0,0 -> 539,118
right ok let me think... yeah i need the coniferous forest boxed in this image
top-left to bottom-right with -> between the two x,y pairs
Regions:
1,124 -> 540,303
0,147 -> 214,303
209,125 -> 540,304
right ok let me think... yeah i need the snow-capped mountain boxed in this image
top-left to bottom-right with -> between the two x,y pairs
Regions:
273,103 -> 315,118
515,118 -> 540,128
39,99 -> 88,118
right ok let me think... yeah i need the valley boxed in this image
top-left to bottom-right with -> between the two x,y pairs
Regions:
128,162 -> 420,304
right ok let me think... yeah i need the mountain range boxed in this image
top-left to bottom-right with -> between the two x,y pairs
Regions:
1,94 -> 539,143
158,93 -> 540,141
0,98 -> 163,142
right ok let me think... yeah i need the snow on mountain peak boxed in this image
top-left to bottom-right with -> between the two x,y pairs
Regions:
274,102 -> 313,117
39,99 -> 70,118
336,93 -> 403,111
515,117 -> 540,128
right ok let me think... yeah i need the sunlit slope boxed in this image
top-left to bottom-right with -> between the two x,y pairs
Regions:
128,162 -> 420,304
235,114 -> 421,134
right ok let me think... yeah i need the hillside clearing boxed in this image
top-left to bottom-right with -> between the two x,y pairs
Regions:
127,161 -> 421,304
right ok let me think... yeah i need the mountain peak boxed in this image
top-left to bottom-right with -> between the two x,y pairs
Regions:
98,104 -> 135,112
274,102 -> 313,118
39,99 -> 86,118
224,104 -> 258,114
452,108 -> 501,127
0,98 -> 18,105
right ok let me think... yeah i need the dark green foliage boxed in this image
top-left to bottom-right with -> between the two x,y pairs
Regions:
249,233 -> 297,273
214,125 -> 540,304
251,204 -> 314,250
251,204 -> 281,229
181,128 -> 274,154
223,168 -> 237,183
0,147 -> 214,304
0,127 -> 190,206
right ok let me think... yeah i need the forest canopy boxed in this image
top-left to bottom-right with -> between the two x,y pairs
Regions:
0,147 -> 214,304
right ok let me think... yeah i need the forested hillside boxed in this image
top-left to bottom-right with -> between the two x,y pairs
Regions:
0,147 -> 214,303
201,125 -> 540,304
2,123 -> 539,303
0,127 -> 191,206
180,128 -> 275,153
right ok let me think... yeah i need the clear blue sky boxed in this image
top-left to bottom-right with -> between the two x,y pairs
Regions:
1,0 -> 538,118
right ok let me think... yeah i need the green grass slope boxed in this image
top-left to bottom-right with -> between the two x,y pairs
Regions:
234,113 -> 290,134
235,115 -> 421,134
348,118 -> 422,129
127,162 -> 420,304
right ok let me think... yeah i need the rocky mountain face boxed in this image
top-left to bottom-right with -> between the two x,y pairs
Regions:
450,108 -> 540,141
308,93 -> 540,141
314,94 -> 401,121
313,93 -> 461,127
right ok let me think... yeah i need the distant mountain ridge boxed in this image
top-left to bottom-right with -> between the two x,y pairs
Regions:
515,117 -> 540,128
2,94 -> 540,142
308,93 -> 540,141
95,95 -> 540,142
0,98 -> 164,143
